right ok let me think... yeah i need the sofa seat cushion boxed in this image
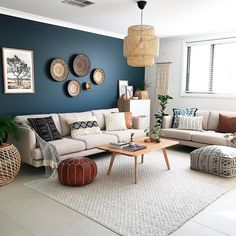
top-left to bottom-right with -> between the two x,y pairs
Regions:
104,129 -> 145,142
162,128 -> 199,141
76,133 -> 118,149
191,131 -> 227,146
31,138 -> 86,160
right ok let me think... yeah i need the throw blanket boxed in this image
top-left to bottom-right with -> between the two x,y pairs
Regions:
17,122 -> 60,177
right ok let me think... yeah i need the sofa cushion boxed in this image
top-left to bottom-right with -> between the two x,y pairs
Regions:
31,138 -> 86,159
216,114 -> 236,133
172,108 -> 198,128
104,113 -> 127,131
91,108 -> 119,130
177,116 -> 203,131
77,133 -> 118,149
14,113 -> 61,134
195,110 -> 210,130
191,131 -> 227,146
104,129 -> 145,142
67,116 -> 102,138
208,111 -> 236,131
162,128 -> 199,141
58,112 -> 92,137
28,116 -> 62,142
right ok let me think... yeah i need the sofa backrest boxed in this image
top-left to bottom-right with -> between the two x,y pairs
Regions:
14,113 -> 62,134
58,112 -> 92,136
91,108 -> 119,130
208,111 -> 236,131
195,110 -> 210,130
162,109 -> 210,130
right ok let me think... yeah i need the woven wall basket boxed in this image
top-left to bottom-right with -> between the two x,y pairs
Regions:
0,144 -> 21,186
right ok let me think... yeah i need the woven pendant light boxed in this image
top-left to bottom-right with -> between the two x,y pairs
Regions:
123,1 -> 159,67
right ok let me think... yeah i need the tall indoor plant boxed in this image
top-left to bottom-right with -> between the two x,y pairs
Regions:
0,116 -> 19,145
154,95 -> 173,127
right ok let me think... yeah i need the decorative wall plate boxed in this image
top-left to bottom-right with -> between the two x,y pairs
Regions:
73,53 -> 91,77
50,58 -> 69,81
93,68 -> 105,84
85,81 -> 93,89
67,80 -> 81,97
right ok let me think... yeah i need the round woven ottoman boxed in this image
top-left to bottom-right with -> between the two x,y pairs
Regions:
58,157 -> 97,186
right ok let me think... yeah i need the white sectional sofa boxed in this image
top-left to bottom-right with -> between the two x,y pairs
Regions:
162,110 -> 236,148
14,108 -> 145,167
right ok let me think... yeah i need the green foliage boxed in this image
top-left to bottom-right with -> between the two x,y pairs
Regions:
144,125 -> 164,138
0,116 -> 20,145
154,95 -> 173,127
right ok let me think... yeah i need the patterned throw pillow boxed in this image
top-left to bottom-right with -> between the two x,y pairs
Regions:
28,116 -> 62,142
104,113 -> 127,131
177,116 -> 203,131
67,116 -> 102,139
172,108 -> 198,128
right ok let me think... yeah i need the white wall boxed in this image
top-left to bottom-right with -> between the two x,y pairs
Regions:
145,37 -> 236,127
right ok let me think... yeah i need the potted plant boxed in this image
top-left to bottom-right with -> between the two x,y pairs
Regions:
0,116 -> 21,186
154,95 -> 173,127
134,80 -> 151,99
145,125 -> 164,143
0,116 -> 19,146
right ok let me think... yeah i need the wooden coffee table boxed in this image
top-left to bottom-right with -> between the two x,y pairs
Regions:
98,138 -> 179,184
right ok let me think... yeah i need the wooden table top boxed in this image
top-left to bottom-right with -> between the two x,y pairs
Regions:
97,138 -> 179,157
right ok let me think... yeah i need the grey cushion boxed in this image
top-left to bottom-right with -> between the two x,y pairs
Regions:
190,145 -> 236,177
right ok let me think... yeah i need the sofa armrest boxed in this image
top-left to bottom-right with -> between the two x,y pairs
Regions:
162,115 -> 173,129
12,127 -> 37,165
132,116 -> 145,129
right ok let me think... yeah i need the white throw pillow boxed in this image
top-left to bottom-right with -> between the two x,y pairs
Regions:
104,113 -> 127,131
177,115 -> 203,131
66,116 -> 102,139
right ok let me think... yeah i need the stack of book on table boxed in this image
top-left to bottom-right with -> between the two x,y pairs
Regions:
109,142 -> 129,149
109,142 -> 147,151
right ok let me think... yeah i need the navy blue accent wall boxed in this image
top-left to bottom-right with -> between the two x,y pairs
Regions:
0,14 -> 144,116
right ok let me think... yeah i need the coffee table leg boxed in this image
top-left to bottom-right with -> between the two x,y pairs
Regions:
162,148 -> 170,170
141,154 -> 144,164
107,152 -> 116,175
134,156 -> 138,184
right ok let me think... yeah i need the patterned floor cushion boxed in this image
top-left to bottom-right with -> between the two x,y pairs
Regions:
190,145 -> 236,177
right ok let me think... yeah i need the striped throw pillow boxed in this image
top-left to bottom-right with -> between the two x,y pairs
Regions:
177,116 -> 203,131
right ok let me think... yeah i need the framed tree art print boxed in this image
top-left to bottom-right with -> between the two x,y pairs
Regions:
2,48 -> 35,94
118,80 -> 128,98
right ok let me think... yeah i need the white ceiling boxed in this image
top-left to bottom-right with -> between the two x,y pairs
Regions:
1,0 -> 236,39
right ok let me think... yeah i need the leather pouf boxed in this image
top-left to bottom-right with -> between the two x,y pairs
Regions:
58,157 -> 97,186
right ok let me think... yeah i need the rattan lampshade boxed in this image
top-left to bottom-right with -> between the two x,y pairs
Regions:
124,25 -> 159,67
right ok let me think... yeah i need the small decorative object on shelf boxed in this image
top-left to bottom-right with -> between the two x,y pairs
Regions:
134,80 -> 151,99
126,86 -> 133,99
0,116 -> 21,186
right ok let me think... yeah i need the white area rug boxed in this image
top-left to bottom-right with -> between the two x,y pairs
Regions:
24,149 -> 236,236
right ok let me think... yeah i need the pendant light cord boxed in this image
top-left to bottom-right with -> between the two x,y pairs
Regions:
140,9 -> 143,42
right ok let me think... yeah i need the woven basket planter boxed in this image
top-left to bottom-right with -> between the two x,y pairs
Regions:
0,144 -> 21,186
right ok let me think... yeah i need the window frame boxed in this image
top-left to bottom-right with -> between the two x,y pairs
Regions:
180,36 -> 236,98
